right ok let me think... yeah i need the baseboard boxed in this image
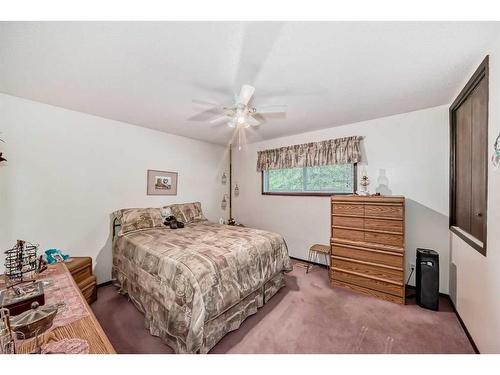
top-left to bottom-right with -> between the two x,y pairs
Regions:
405,284 -> 479,354
290,256 -> 328,268
97,280 -> 113,288
446,296 -> 480,354
404,284 -> 449,299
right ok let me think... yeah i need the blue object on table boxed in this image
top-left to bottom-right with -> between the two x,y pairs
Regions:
45,248 -> 70,264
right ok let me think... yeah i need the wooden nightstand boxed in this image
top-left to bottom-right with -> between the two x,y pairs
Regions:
65,257 -> 97,305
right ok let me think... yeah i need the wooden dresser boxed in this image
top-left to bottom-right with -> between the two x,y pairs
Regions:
65,257 -> 97,305
330,195 -> 406,304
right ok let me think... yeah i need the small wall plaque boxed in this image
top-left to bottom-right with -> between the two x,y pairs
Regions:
147,170 -> 178,195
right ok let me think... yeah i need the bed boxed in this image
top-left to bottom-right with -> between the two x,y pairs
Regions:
111,203 -> 292,354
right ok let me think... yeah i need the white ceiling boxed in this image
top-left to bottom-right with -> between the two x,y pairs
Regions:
1,21 -> 499,145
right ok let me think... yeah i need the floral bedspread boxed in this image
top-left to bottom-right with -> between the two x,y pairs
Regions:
112,220 -> 291,353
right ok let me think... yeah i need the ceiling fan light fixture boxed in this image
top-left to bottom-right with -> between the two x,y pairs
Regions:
191,83 -> 286,135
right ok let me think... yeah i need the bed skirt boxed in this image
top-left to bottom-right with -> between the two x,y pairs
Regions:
112,268 -> 286,354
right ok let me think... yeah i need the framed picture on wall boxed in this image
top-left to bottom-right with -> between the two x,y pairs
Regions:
147,170 -> 178,195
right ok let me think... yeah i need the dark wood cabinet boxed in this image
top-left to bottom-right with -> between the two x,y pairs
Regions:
454,96 -> 472,231
450,56 -> 488,254
470,78 -> 488,241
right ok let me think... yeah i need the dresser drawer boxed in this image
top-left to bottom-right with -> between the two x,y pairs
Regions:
365,204 -> 403,219
332,227 -> 364,242
364,218 -> 403,233
66,257 -> 93,285
330,269 -> 404,297
332,215 -> 364,229
332,257 -> 403,284
332,203 -> 364,216
365,231 -> 403,247
71,265 -> 93,286
331,279 -> 405,304
331,243 -> 403,268
80,275 -> 97,305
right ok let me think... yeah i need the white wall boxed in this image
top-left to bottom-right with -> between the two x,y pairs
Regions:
449,40 -> 500,353
0,94 -> 228,283
233,105 -> 450,293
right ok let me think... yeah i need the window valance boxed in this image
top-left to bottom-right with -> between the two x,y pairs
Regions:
256,136 -> 362,172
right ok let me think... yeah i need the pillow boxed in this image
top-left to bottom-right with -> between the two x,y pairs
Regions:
168,202 -> 206,224
114,208 -> 164,236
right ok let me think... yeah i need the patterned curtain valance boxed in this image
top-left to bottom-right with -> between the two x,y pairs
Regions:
256,136 -> 362,172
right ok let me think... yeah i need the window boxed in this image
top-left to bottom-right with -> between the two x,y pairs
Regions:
262,164 -> 356,196
450,56 -> 488,255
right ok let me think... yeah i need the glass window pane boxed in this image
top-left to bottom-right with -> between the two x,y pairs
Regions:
264,164 -> 354,194
305,165 -> 353,193
267,167 -> 304,192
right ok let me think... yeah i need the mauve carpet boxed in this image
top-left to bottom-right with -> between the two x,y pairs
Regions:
91,263 -> 474,354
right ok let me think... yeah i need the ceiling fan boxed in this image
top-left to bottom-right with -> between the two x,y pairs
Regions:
190,84 -> 287,149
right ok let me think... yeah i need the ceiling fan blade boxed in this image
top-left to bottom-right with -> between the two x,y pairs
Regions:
209,115 -> 232,124
189,99 -> 229,121
247,115 -> 261,127
255,105 -> 287,114
192,99 -> 221,108
188,108 -> 226,122
238,84 -> 255,105
252,113 -> 266,123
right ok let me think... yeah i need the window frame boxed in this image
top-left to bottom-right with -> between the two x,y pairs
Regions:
261,163 -> 358,197
449,55 -> 489,256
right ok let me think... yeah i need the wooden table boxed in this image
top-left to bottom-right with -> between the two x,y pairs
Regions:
2,263 -> 115,354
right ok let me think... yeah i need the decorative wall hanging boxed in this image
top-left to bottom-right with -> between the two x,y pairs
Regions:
221,194 -> 228,210
147,170 -> 178,195
492,133 -> 500,170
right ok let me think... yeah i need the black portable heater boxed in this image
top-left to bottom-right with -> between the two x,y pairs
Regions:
416,248 -> 440,311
